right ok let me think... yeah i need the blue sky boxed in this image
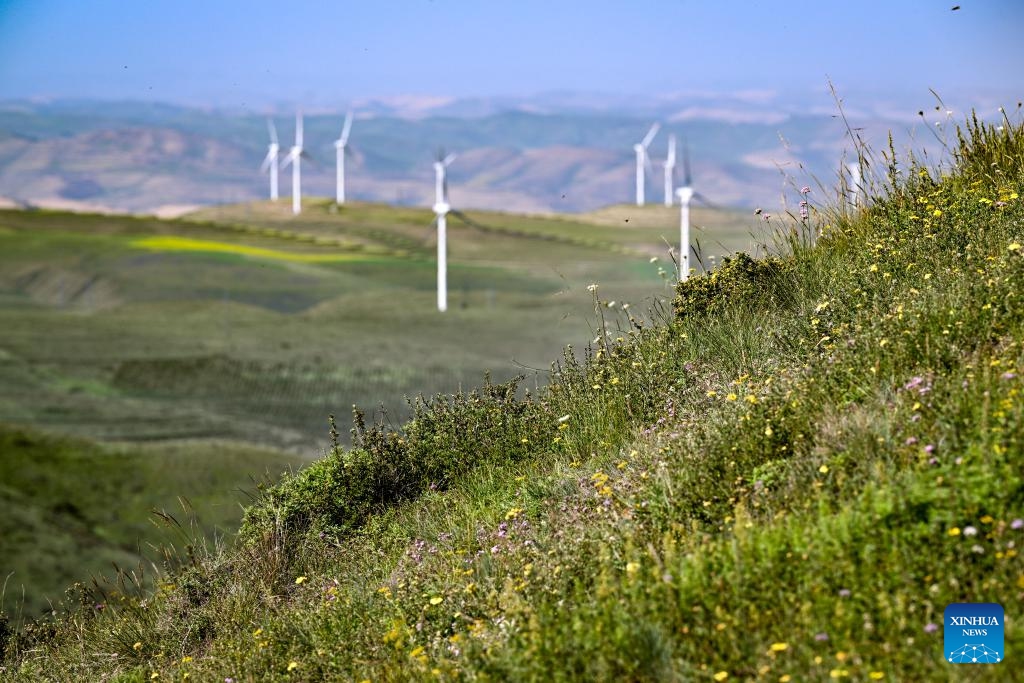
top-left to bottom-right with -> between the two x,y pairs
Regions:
0,0 -> 1020,108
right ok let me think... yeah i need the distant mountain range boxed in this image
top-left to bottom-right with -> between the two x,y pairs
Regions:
0,91 -> 1003,216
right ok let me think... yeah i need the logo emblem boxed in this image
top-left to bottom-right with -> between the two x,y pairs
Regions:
944,603 -> 1004,664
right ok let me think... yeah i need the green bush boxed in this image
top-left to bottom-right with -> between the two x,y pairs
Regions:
673,251 -> 796,320
239,375 -> 554,547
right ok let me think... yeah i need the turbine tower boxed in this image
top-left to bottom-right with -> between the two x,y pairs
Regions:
675,142 -> 694,282
259,119 -> 280,201
633,122 -> 660,206
663,133 -> 676,207
280,111 -> 310,215
432,151 -> 457,312
847,162 -> 863,209
334,110 -> 354,204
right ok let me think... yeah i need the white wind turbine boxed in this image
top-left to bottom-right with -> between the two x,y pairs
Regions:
259,119 -> 280,201
675,142 -> 709,282
334,110 -> 354,204
279,111 -> 312,215
633,122 -> 660,206
432,150 -> 457,312
663,133 -> 676,207
847,162 -> 863,209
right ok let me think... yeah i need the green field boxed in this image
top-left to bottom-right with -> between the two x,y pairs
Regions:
0,200 -> 757,450
0,199 -> 756,622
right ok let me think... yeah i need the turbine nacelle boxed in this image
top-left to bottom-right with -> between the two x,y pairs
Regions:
433,201 -> 451,216
676,186 -> 694,204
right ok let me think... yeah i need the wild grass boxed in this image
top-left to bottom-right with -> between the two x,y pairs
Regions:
3,111 -> 1023,681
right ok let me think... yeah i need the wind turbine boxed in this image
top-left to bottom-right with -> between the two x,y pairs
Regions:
334,110 -> 354,204
675,142 -> 695,282
633,122 -> 660,206
279,111 -> 311,215
432,150 -> 457,312
259,119 -> 280,201
847,162 -> 863,209
663,133 -> 676,207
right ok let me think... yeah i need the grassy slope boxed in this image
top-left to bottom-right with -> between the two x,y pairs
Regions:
0,426 -> 295,623
4,116 -> 1024,681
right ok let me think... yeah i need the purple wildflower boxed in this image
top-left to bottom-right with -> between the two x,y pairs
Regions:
924,623 -> 938,634
839,589 -> 851,598
814,632 -> 829,642
1011,519 -> 1023,530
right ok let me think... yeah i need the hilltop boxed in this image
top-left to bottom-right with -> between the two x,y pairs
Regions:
3,112 -> 1023,680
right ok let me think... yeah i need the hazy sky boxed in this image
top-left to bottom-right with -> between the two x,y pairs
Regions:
0,1 -> 1020,108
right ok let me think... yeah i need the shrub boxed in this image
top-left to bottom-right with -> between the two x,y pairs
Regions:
239,375 -> 554,548
673,252 -> 796,321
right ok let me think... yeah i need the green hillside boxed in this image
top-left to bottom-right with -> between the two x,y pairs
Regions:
0,197 -> 754,626
3,114 -> 1023,681
0,427 -> 293,623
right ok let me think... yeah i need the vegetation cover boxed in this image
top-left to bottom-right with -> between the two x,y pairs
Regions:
3,112 -> 1023,681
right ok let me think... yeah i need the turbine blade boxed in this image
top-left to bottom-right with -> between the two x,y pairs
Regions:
340,110 -> 354,145
692,191 -> 720,209
259,150 -> 275,173
666,134 -> 676,165
443,153 -> 457,166
682,139 -> 692,186
641,122 -> 661,148
296,112 -> 304,147
280,151 -> 296,170
267,119 -> 278,145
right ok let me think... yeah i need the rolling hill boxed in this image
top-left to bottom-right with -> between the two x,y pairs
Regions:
0,97 -> 943,216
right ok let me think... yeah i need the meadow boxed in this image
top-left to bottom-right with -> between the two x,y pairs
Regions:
0,199 -> 756,624
2,110 -> 1020,681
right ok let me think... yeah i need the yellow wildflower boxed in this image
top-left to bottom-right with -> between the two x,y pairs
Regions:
295,576 -> 307,585
869,673 -> 885,680
819,465 -> 829,474
429,596 -> 443,605
713,672 -> 729,682
287,661 -> 300,672
770,642 -> 788,652
948,527 -> 961,536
